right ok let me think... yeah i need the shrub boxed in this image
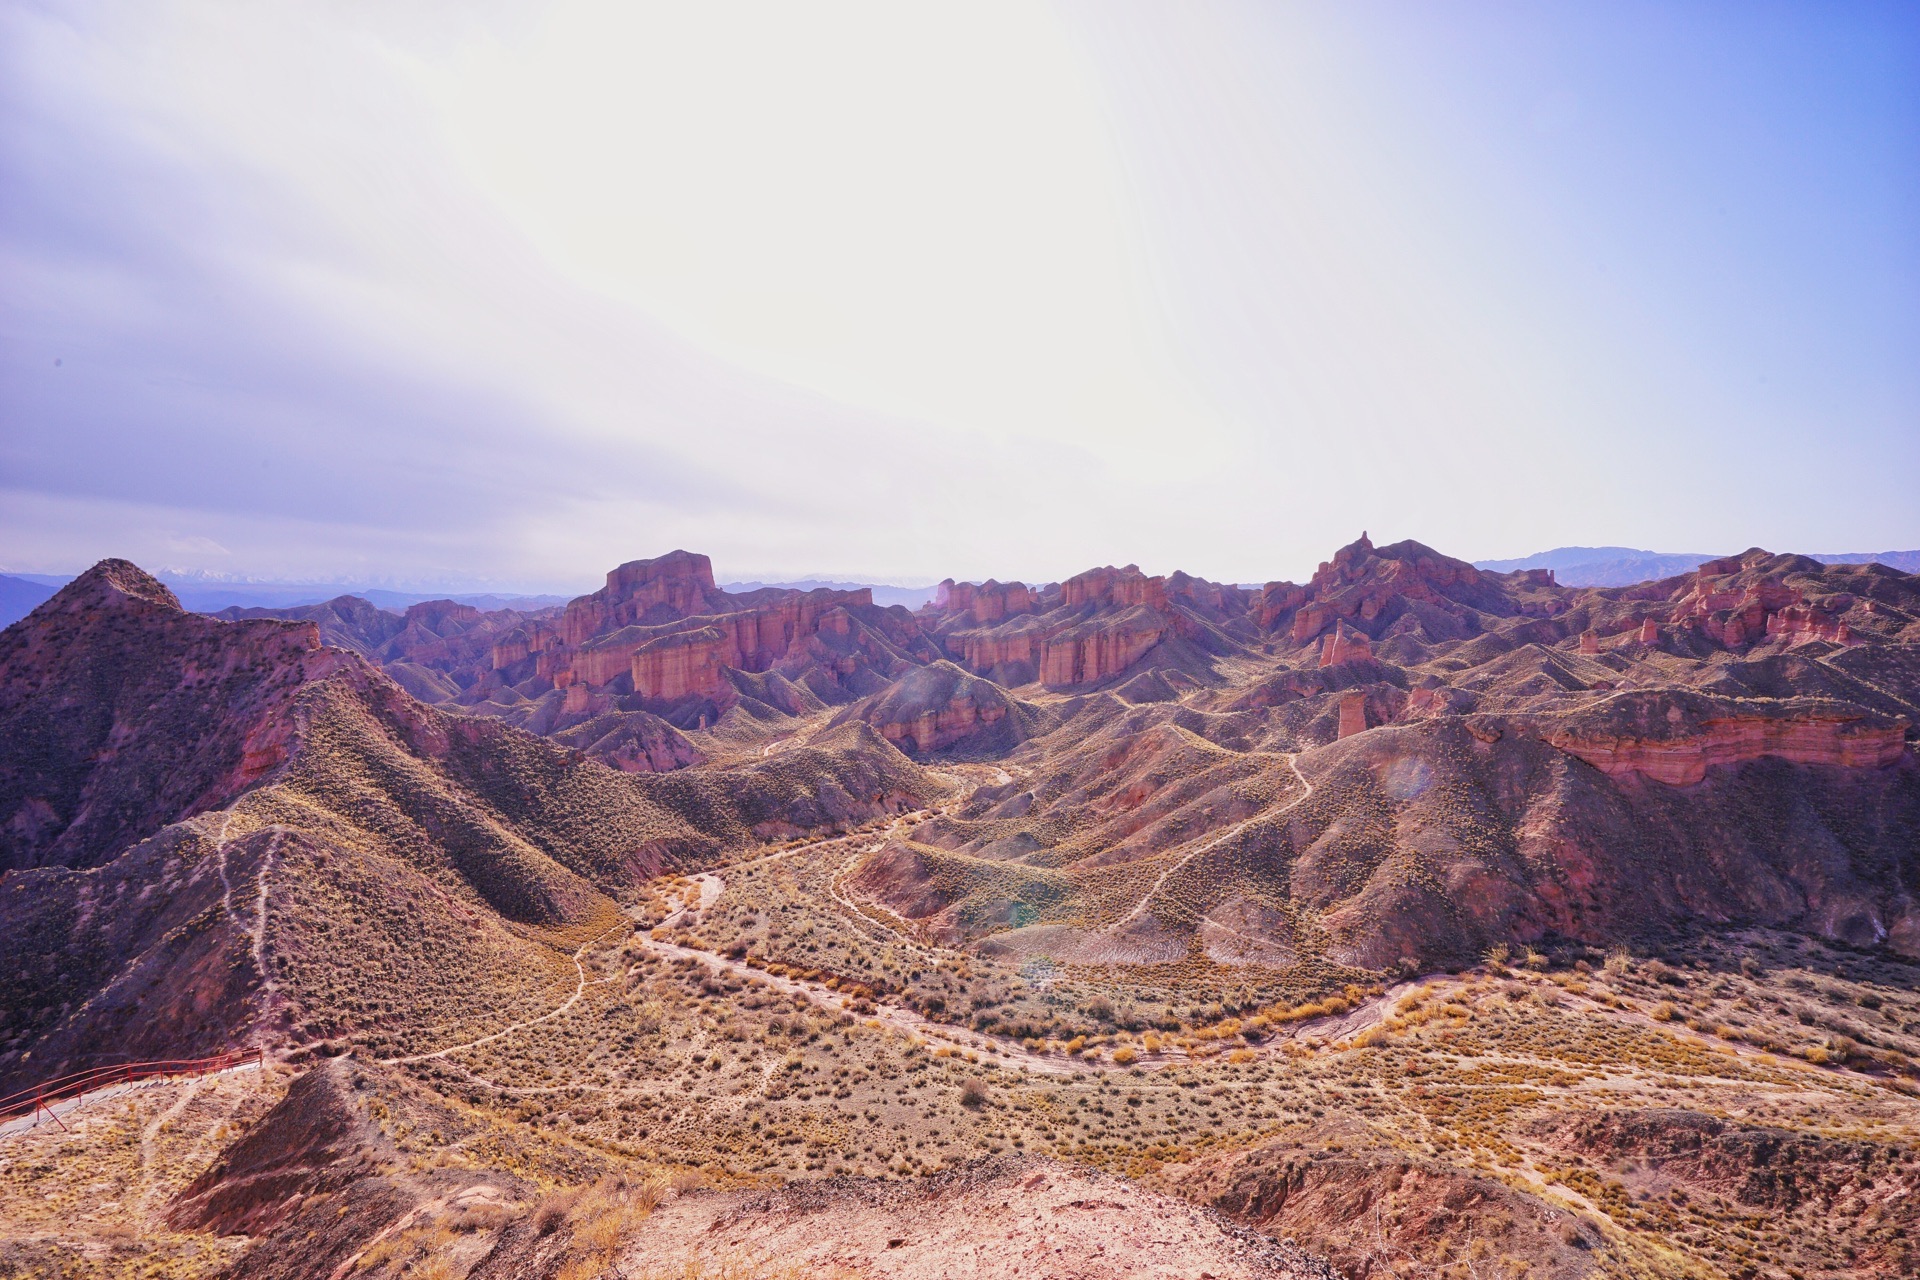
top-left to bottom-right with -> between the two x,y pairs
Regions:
1645,960 -> 1684,987
450,1204 -> 512,1233
959,1079 -> 988,1108
534,1188 -> 581,1236
1111,1046 -> 1138,1066
1650,1002 -> 1676,1023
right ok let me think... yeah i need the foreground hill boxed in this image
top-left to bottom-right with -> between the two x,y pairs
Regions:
0,561 -> 941,1092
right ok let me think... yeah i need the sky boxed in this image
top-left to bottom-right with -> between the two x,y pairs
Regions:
2,0 -> 1916,593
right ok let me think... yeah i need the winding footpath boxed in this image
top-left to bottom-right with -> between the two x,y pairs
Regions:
377,920 -> 627,1067
627,756 -> 1356,1079
1107,752 -> 1311,935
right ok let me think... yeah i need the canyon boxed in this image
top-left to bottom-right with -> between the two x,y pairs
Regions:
2,535 -> 1917,1280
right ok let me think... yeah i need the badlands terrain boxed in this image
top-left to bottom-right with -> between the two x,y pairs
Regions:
2,535 -> 1918,1279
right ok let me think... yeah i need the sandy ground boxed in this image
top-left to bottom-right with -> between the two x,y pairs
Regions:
616,1159 -> 1337,1280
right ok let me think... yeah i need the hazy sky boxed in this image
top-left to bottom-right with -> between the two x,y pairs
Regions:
3,1 -> 1916,591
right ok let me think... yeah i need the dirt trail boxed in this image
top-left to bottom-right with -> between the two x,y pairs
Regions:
135,1074 -> 207,1211
213,808 -> 243,926
635,900 -> 1399,1080
378,921 -> 625,1067
250,828 -> 284,1009
629,758 -> 1354,1077
1108,753 -> 1310,935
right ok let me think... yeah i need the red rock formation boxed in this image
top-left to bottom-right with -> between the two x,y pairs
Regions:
491,621 -> 559,670
1164,571 -> 1253,620
0,562 -> 356,871
1337,690 -> 1369,739
1061,565 -> 1168,610
1039,612 -> 1167,687
1547,707 -> 1909,786
1319,621 -> 1373,667
628,627 -> 732,701
1267,534 -> 1512,646
958,630 -> 1040,675
1289,603 -> 1333,646
1659,561 -> 1845,650
562,550 -> 727,646
925,559 -> 1270,690
1638,618 -> 1660,645
1766,604 -> 1852,646
932,579 -> 1035,625
1579,629 -> 1601,655
1258,582 -> 1307,629
549,585 -> 888,698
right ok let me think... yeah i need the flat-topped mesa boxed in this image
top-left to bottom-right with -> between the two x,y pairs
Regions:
1061,564 -> 1167,611
576,587 -> 876,697
924,562 -> 1261,689
932,578 -> 1036,625
484,550 -> 933,714
562,549 -> 726,646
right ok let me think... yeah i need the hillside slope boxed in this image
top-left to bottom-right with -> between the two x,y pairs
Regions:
0,562 -> 941,1092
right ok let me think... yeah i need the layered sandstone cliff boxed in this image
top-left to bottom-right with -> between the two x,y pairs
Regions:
477,553 -> 934,727
922,563 -> 1248,690
1541,694 -> 1909,785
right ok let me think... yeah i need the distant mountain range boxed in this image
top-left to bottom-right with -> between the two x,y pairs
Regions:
7,550 -> 1916,630
1476,545 -> 1920,587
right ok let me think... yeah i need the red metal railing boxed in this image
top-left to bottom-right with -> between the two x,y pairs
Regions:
0,1047 -> 264,1128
